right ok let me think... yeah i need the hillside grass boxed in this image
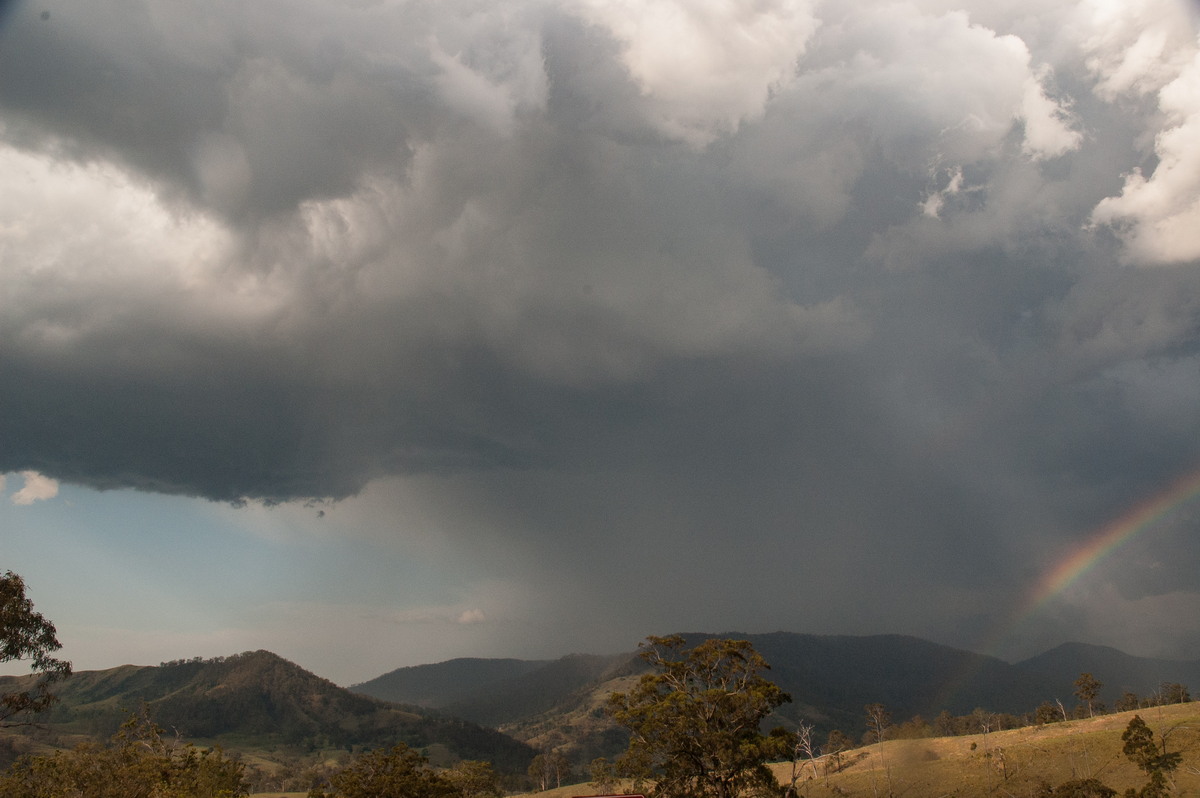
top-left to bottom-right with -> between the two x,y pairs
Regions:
771,703 -> 1200,798
505,703 -> 1200,798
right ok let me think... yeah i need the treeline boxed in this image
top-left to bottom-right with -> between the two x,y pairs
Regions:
872,676 -> 1194,745
0,709 -> 519,798
0,710 -> 247,798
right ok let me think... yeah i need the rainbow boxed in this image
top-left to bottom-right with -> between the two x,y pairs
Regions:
934,465 -> 1200,710
1013,466 -> 1200,627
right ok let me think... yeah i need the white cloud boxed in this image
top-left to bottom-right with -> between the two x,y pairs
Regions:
1020,65 -> 1083,160
11,471 -> 60,505
922,166 -> 966,218
799,6 -> 1074,161
457,608 -> 487,624
428,13 -> 550,138
244,597 -> 520,682
0,145 -> 259,346
1090,48 -> 1200,264
1074,0 -> 1197,100
575,0 -> 819,145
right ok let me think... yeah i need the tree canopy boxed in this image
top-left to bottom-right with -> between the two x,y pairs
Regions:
309,743 -> 458,798
1074,673 -> 1102,718
1121,714 -> 1181,798
0,708 -> 247,798
607,635 -> 791,798
0,571 -> 71,723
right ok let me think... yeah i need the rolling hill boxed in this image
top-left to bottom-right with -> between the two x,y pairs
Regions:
352,632 -> 1200,762
354,633 -> 1060,735
353,652 -> 635,728
511,702 -> 1200,798
0,650 -> 535,773
1014,641 -> 1200,704
6,631 -> 1196,782
350,657 -> 553,710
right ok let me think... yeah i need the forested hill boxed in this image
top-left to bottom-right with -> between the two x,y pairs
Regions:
1014,641 -> 1200,703
351,657 -> 552,710
353,652 -> 633,727
0,650 -> 534,772
353,632 -> 1200,753
354,633 -> 1059,736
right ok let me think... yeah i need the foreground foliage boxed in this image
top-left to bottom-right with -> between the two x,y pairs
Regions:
608,636 -> 790,798
1121,714 -> 1182,798
0,571 -> 71,724
0,709 -> 247,797
309,744 -> 455,798
308,744 -> 502,798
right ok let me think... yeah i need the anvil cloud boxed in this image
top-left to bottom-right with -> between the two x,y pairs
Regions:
1,0 -> 1198,682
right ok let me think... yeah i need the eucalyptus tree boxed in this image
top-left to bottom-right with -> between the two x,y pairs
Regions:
0,570 -> 71,723
607,635 -> 791,798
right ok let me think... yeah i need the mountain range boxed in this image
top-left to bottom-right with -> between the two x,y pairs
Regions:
352,633 -> 1200,756
5,632 -> 1200,776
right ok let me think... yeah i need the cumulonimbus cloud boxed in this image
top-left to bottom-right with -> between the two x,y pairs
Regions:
0,0 -> 1195,530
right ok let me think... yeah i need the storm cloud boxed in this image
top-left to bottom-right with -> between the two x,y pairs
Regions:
2,0 -> 1199,664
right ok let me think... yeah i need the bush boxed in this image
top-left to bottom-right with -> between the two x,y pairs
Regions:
0,708 -> 247,798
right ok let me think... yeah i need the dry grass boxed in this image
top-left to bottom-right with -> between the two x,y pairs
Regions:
509,704 -> 1200,798
772,703 -> 1200,798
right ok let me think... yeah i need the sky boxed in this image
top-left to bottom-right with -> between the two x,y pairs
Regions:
0,0 -> 1199,687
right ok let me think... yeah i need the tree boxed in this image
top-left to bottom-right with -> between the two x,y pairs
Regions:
1036,702 -> 1063,725
589,758 -> 618,793
1117,692 -> 1141,712
0,707 -> 247,797
1156,683 -> 1190,705
444,760 -> 502,798
864,703 -> 890,744
0,571 -> 71,723
607,635 -> 790,798
863,704 -> 892,796
1121,714 -> 1181,798
933,710 -> 958,736
891,715 -> 932,739
309,744 -> 456,798
821,731 -> 851,778
528,751 -> 570,791
775,722 -> 819,798
1075,673 -> 1103,718
1037,777 -> 1118,797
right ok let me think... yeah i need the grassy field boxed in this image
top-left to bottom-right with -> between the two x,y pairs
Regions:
497,703 -> 1200,798
769,703 -> 1200,798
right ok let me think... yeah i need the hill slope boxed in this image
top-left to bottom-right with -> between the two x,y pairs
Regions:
734,632 -> 1055,727
507,704 -> 1200,798
351,657 -> 552,711
765,701 -> 1200,798
1015,641 -> 1200,704
355,653 -> 635,729
355,633 -> 1061,734
355,632 -> 1200,762
0,650 -> 535,772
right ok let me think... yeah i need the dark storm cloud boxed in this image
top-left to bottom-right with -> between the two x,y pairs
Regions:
2,0 -> 1199,654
